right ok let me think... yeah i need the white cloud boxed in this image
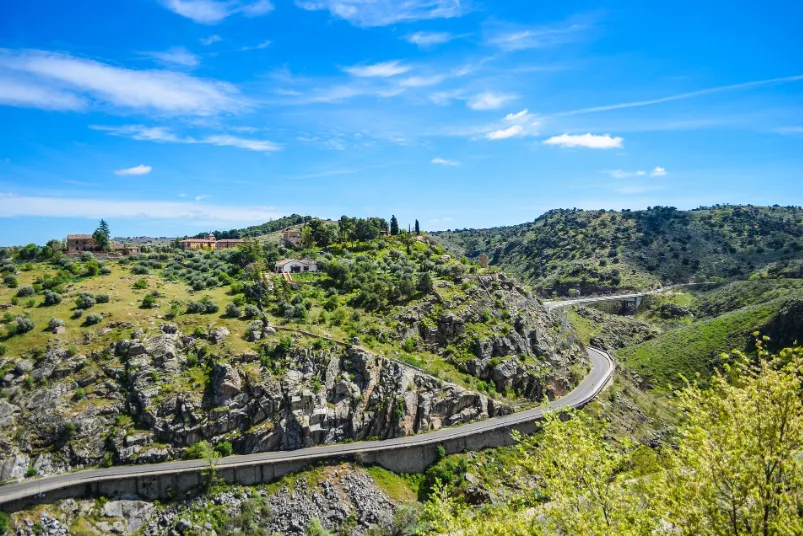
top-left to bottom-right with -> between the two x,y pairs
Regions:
607,169 -> 645,178
467,91 -> 516,110
399,75 -> 445,88
343,60 -> 410,77
146,47 -> 200,67
295,0 -> 465,27
240,40 -> 272,51
115,164 -> 153,176
94,125 -> 281,151
404,31 -> 456,47
431,157 -> 460,166
200,35 -> 223,45
485,19 -> 591,51
504,109 -> 529,121
651,166 -> 667,176
0,76 -> 85,110
0,195 -> 285,223
543,133 -> 623,149
486,125 -> 525,140
195,194 -> 212,201
0,50 -> 243,116
161,0 -> 274,24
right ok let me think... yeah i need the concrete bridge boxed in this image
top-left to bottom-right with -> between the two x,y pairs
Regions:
542,283 -> 714,312
0,349 -> 614,511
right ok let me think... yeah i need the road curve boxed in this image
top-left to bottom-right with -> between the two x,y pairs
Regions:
0,348 -> 614,506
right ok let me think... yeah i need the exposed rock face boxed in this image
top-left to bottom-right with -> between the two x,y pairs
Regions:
395,273 -> 585,399
573,306 -> 660,351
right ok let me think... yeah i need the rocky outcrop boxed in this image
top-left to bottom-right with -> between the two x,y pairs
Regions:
573,306 -> 660,351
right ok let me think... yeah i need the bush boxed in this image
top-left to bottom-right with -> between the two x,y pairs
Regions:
225,303 -> 242,318
187,296 -> 219,315
402,337 -> 416,353
214,441 -> 233,457
75,292 -> 96,309
100,266 -> 112,275
16,285 -> 35,298
9,316 -> 34,335
141,293 -> 157,309
3,274 -> 18,288
73,388 -> 86,401
43,290 -> 62,306
84,260 -> 100,276
84,313 -> 102,326
0,345 -> 7,357
132,278 -> 149,290
48,317 -> 65,330
0,511 -> 9,534
80,251 -> 94,261
244,304 -> 260,318
95,293 -> 110,304
72,308 -> 84,319
131,264 -> 150,275
183,440 -> 217,460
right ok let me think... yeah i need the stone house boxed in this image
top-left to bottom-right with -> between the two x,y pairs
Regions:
282,229 -> 302,248
67,234 -> 94,252
179,233 -> 243,250
275,258 -> 317,274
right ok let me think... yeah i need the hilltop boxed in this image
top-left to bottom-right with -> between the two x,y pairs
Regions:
432,205 -> 803,297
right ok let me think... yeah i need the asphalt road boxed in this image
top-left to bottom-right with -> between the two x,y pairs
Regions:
0,348 -> 614,505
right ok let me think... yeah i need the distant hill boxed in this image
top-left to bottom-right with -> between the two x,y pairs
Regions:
191,214 -> 312,239
432,205 -> 803,297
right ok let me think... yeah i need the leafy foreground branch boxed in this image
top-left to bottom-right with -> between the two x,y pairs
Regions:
422,340 -> 803,536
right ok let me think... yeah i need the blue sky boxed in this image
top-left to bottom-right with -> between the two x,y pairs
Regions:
1,0 -> 801,245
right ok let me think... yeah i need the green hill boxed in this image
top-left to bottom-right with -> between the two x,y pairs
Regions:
432,205 -> 803,297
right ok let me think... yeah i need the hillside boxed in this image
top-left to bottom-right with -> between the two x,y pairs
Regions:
432,205 -> 803,297
0,230 -> 584,482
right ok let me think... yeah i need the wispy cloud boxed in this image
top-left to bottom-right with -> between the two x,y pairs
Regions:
486,125 -> 525,140
0,195 -> 285,222
200,34 -> 223,45
403,31 -> 459,47
0,76 -> 85,110
160,0 -> 274,24
431,157 -> 460,166
467,91 -> 517,110
543,133 -> 623,149
195,194 -> 212,201
555,75 -> 803,117
607,169 -> 646,179
399,75 -> 445,88
485,18 -> 591,51
651,166 -> 667,176
504,109 -> 530,121
240,40 -> 272,51
343,60 -> 410,77
145,47 -> 200,67
94,124 -> 281,151
0,50 -> 243,116
295,0 -> 465,27
115,164 -> 153,176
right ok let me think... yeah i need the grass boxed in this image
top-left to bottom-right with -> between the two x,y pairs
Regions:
616,296 -> 792,388
365,465 -> 419,502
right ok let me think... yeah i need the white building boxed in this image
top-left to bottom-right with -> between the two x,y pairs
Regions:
275,258 -> 318,274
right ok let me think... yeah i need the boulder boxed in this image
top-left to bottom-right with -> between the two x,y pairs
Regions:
209,327 -> 230,344
212,364 -> 242,405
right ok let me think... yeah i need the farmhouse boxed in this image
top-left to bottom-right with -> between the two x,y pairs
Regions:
282,229 -> 302,247
67,234 -> 94,252
179,233 -> 243,251
275,258 -> 318,274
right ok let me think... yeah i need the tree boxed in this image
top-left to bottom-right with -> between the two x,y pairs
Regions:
338,215 -> 356,244
301,226 -> 314,248
390,215 -> 400,236
93,219 -> 111,251
415,219 -> 421,235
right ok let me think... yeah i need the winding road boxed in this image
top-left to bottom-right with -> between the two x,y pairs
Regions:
0,347 -> 613,506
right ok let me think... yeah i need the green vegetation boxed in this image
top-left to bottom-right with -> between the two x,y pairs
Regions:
433,205 -> 803,296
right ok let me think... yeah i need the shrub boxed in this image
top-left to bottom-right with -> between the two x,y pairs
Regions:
59,422 -> 77,442
95,293 -> 110,304
402,337 -> 416,353
73,388 -> 86,401
183,440 -> 217,460
48,317 -> 65,330
3,274 -> 18,288
16,285 -> 35,298
84,313 -> 103,326
131,264 -> 150,275
132,278 -> 149,290
214,441 -> 233,457
141,293 -> 157,309
84,260 -> 100,276
75,292 -> 96,309
225,303 -> 242,318
79,252 -> 94,261
244,304 -> 260,318
0,345 -> 7,357
9,316 -> 34,335
186,296 -> 219,315
100,266 -> 112,275
72,308 -> 84,319
43,290 -> 62,306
